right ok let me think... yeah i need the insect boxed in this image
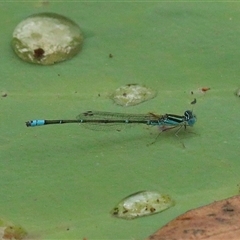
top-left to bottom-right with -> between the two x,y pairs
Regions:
26,110 -> 197,135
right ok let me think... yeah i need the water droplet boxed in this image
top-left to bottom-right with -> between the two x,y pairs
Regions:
111,84 -> 157,107
110,191 -> 174,219
12,12 -> 83,65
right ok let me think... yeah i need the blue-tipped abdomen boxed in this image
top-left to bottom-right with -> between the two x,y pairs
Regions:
26,120 -> 45,127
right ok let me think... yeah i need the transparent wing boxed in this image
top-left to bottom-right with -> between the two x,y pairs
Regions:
76,111 -> 162,131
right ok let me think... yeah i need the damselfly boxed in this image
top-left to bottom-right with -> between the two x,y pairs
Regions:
26,110 -> 196,134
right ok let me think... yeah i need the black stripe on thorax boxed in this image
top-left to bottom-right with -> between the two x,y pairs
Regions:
165,114 -> 185,123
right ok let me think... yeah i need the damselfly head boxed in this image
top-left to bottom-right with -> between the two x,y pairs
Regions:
184,110 -> 196,126
186,98 -> 197,126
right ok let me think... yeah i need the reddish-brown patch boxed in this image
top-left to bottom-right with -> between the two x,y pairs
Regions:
201,87 -> 210,92
146,195 -> 240,240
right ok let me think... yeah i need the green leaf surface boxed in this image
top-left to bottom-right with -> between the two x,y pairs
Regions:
1,2 -> 239,239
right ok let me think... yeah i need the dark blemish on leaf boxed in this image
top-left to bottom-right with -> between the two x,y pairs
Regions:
126,83 -> 137,87
191,98 -> 197,105
180,217 -> 192,221
222,201 -> 234,213
215,217 -> 227,223
183,229 -> 205,236
148,237 -> 155,240
150,207 -> 156,213
34,48 -> 45,59
207,213 -> 216,217
112,207 -> 119,215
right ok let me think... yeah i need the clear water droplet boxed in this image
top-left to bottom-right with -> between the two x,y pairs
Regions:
12,12 -> 83,65
111,84 -> 157,107
111,190 -> 174,219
